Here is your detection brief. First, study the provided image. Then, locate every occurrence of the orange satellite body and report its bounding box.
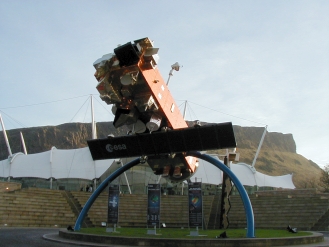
[93,37,197,181]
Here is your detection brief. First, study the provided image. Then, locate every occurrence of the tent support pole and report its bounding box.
[251,125,267,168]
[0,113,13,157]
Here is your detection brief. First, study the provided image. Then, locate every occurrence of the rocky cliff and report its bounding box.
[0,122,322,188]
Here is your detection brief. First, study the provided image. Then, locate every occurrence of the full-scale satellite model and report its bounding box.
[87,37,236,182]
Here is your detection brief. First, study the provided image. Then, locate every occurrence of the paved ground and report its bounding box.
[279,232,329,247]
[0,228,136,247]
[0,228,328,247]
[0,228,77,247]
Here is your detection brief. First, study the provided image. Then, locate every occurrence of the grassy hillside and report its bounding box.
[201,125,322,188]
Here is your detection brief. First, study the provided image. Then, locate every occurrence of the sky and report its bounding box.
[0,1,328,168]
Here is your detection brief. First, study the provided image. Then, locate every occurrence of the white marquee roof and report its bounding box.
[0,147,115,180]
[0,149,295,189]
[190,155,295,189]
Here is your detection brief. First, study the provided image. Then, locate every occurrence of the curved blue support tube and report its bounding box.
[187,151,255,238]
[74,158,141,231]
[74,152,255,238]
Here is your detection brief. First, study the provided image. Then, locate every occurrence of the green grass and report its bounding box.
[78,227,312,239]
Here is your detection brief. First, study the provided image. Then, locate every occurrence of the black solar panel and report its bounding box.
[87,122,236,160]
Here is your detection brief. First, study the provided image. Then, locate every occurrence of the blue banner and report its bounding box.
[107,184,119,224]
[188,182,203,227]
[147,184,161,226]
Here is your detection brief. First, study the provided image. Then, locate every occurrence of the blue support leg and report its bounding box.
[74,158,141,231]
[187,151,255,238]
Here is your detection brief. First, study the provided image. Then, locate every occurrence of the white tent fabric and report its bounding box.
[0,149,295,189]
[52,147,94,179]
[11,151,51,178]
[252,170,295,189]
[231,163,295,188]
[190,156,295,189]
[95,159,116,178]
[190,158,223,184]
[0,158,10,178]
[0,147,115,180]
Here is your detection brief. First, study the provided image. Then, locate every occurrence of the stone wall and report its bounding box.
[0,181,21,192]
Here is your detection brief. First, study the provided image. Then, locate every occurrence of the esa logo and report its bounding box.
[106,144,127,153]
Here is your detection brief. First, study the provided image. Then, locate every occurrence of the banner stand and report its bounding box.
[188,226,207,237]
[188,182,203,228]
[147,225,157,235]
[106,223,120,233]
[188,182,207,237]
[146,184,161,235]
[107,184,120,233]
[189,226,199,236]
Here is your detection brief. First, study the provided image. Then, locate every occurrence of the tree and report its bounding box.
[303,176,318,189]
[319,164,329,192]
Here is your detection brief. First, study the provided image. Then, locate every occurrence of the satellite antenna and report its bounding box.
[166,62,181,85]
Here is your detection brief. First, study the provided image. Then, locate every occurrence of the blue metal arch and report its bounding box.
[74,152,255,238]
